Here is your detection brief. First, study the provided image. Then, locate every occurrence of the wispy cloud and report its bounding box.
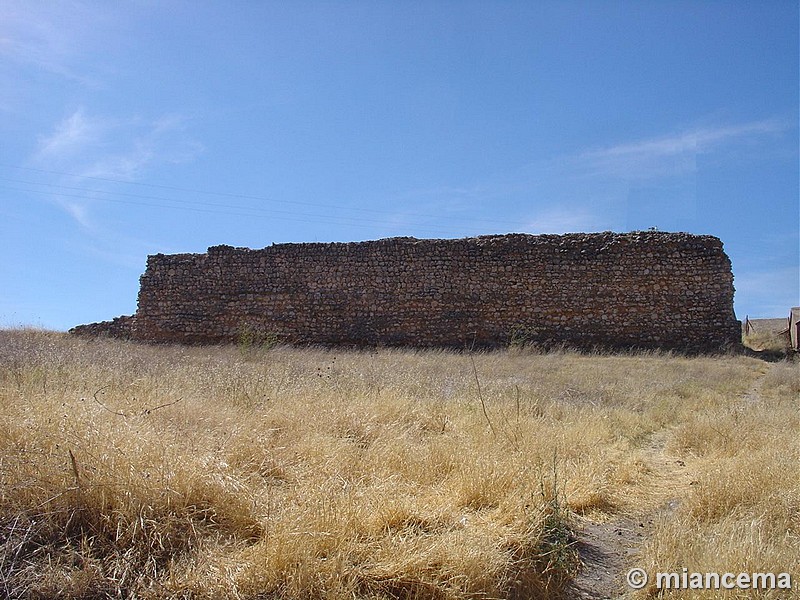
[578,118,790,180]
[36,109,204,178]
[508,117,794,234]
[0,2,100,86]
[30,108,204,230]
[35,109,107,161]
[61,201,92,230]
[383,117,793,238]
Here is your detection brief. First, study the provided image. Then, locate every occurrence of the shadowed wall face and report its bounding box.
[115,232,740,352]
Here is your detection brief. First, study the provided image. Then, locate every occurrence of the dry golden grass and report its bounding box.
[0,329,797,598]
[635,356,800,599]
[743,328,792,354]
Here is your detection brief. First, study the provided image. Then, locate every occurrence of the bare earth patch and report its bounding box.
[569,428,697,599]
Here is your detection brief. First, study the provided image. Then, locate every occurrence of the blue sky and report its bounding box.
[1,1,797,329]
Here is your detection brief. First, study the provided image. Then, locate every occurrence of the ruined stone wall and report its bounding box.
[69,315,135,340]
[125,232,741,352]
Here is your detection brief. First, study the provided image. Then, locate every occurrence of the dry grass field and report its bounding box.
[0,329,797,599]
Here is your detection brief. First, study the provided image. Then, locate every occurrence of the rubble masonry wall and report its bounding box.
[107,232,741,352]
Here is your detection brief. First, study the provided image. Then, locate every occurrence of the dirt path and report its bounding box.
[740,363,770,405]
[567,366,771,599]
[567,515,646,599]
[566,430,697,599]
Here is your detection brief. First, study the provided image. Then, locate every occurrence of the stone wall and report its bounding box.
[95,232,741,352]
[69,315,135,340]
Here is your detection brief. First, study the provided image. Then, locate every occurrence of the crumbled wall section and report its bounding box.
[69,315,135,340]
[127,232,741,352]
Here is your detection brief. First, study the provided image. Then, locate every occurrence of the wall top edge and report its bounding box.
[146,231,724,261]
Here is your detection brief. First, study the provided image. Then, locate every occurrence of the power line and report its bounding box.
[0,175,509,232]
[0,185,486,237]
[0,180,397,224]
[0,163,523,229]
